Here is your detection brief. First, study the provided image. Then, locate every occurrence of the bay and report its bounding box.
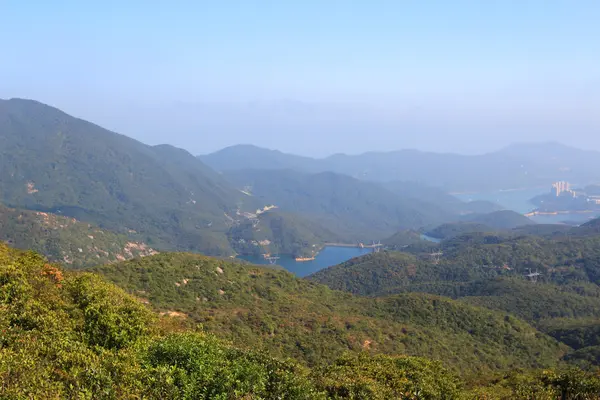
[237,246,373,277]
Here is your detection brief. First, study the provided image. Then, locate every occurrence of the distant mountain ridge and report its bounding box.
[201,142,600,191]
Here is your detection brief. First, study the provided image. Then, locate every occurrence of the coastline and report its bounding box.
[450,185,547,196]
[237,242,378,264]
[524,209,597,217]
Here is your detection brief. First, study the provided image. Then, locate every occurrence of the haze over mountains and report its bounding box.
[201,142,600,191]
[4,0,600,395]
[12,97,600,261]
[1,97,543,260]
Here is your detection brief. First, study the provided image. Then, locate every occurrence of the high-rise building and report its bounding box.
[551,181,572,196]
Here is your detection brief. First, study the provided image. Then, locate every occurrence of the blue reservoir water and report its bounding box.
[420,233,441,243]
[237,246,373,277]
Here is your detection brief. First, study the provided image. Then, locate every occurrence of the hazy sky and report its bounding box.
[1,1,599,156]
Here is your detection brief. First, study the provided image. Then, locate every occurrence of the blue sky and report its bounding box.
[1,1,599,156]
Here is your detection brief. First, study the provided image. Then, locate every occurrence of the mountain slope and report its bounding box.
[426,222,496,240]
[227,210,338,257]
[0,203,157,267]
[223,169,451,240]
[309,242,600,365]
[461,210,535,229]
[0,98,256,255]
[424,210,535,239]
[5,241,595,398]
[94,252,566,375]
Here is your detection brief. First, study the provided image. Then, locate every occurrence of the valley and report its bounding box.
[2,98,600,398]
[4,4,600,397]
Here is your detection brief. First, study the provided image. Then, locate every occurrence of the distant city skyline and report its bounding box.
[2,1,599,156]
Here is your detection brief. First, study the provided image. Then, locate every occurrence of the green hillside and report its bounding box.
[381,229,426,249]
[0,99,258,256]
[461,210,535,229]
[93,252,566,376]
[227,210,338,257]
[223,169,451,240]
[0,242,325,399]
[513,223,573,237]
[0,203,157,267]
[309,235,600,367]
[309,235,600,306]
[426,211,536,240]
[3,242,600,398]
[426,222,496,240]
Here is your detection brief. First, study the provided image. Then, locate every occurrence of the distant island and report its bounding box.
[527,181,600,216]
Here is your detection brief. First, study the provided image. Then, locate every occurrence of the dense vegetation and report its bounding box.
[426,222,496,240]
[381,229,427,249]
[0,99,259,256]
[0,243,323,398]
[310,231,600,368]
[93,252,568,376]
[425,211,535,240]
[0,203,157,267]
[461,210,534,230]
[227,210,337,257]
[2,242,600,398]
[223,169,451,240]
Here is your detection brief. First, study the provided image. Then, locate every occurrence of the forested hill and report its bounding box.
[0,98,258,255]
[223,169,451,240]
[227,210,338,257]
[93,251,565,375]
[425,210,536,240]
[309,232,600,369]
[461,210,534,229]
[3,241,600,398]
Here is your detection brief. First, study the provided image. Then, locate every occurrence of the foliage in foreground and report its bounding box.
[2,243,600,399]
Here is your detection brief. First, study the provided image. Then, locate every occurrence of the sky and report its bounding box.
[1,0,599,156]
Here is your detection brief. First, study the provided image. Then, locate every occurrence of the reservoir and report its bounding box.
[237,246,373,277]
